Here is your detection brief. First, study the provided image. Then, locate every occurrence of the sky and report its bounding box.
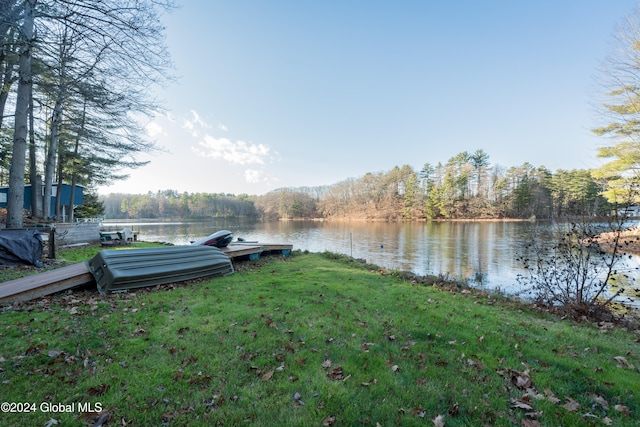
[97,0,640,196]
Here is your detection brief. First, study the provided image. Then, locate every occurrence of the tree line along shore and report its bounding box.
[101,151,614,222]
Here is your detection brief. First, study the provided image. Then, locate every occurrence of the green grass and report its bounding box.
[0,249,639,426]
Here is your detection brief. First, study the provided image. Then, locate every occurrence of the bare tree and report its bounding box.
[6,0,34,229]
[5,0,174,228]
[0,1,22,129]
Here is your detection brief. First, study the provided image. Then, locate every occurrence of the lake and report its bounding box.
[103,218,640,306]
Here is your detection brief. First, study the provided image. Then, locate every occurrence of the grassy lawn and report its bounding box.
[0,247,638,426]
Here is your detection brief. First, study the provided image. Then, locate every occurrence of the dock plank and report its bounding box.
[0,262,94,305]
[222,244,264,258]
[222,243,293,259]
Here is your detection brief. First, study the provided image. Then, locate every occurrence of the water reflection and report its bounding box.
[104,219,639,302]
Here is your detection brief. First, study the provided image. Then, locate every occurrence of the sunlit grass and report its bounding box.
[0,252,638,426]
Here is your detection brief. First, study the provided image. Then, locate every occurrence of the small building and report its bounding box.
[616,206,640,218]
[0,183,84,219]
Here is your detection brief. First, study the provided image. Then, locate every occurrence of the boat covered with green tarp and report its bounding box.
[87,245,234,294]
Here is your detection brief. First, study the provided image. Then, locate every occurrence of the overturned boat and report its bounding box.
[87,245,234,294]
[191,229,233,248]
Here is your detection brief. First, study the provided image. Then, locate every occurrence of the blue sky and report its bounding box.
[98,0,640,196]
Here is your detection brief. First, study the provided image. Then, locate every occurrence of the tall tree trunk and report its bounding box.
[0,27,18,130]
[28,87,40,217]
[0,48,14,130]
[67,102,86,223]
[44,99,63,219]
[7,0,35,229]
[68,175,77,222]
[55,152,64,219]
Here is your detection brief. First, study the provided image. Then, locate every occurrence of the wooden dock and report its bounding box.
[222,242,293,260]
[0,242,293,305]
[0,262,94,305]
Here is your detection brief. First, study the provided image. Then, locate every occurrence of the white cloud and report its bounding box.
[193,136,270,165]
[146,121,164,138]
[218,123,228,132]
[182,110,211,137]
[189,110,208,128]
[244,169,261,183]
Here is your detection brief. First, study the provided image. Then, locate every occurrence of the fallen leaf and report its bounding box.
[261,370,274,381]
[447,403,459,417]
[25,344,45,355]
[188,374,212,385]
[48,350,63,358]
[322,359,332,369]
[590,393,609,410]
[391,364,400,372]
[543,389,561,404]
[323,415,336,426]
[510,369,532,390]
[432,414,445,427]
[92,411,111,427]
[562,397,580,412]
[613,356,635,369]
[614,404,631,415]
[327,366,345,381]
[510,399,533,411]
[410,407,426,418]
[87,383,110,396]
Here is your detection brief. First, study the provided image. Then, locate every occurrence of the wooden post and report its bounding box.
[48,228,55,259]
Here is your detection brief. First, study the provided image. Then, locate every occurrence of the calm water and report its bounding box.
[104,219,640,304]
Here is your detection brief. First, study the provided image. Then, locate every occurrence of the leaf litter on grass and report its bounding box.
[0,252,638,426]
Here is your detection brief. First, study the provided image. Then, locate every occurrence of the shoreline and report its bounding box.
[593,227,640,256]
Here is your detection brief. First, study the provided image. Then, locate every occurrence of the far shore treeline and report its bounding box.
[100,149,612,221]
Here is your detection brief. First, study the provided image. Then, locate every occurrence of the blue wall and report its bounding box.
[0,184,84,214]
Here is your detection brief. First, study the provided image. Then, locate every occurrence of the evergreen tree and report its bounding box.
[592,6,640,204]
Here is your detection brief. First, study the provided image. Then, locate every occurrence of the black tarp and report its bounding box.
[0,229,44,267]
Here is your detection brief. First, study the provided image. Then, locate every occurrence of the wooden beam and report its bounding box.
[0,262,94,305]
[222,244,264,258]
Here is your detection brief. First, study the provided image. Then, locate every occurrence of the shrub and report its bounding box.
[516,216,638,318]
